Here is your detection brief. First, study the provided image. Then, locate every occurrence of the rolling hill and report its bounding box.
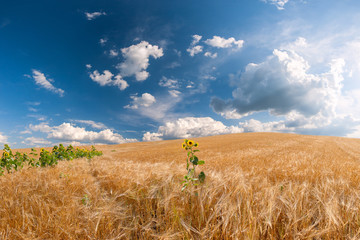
[1,132,360,239]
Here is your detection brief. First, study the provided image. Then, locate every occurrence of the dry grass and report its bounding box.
[1,132,360,239]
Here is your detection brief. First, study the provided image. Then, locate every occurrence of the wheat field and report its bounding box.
[1,132,360,239]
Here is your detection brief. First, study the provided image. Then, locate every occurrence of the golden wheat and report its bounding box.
[1,133,360,239]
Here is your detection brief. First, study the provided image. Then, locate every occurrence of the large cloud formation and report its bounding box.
[211,44,360,136]
[28,122,137,145]
[143,117,243,141]
[212,49,344,118]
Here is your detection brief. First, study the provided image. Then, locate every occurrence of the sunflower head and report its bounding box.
[187,140,194,147]
[40,148,45,152]
[3,152,9,157]
[182,143,187,149]
[194,142,199,147]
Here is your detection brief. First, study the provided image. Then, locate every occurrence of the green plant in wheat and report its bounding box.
[0,144,103,176]
[181,139,205,191]
[0,144,30,175]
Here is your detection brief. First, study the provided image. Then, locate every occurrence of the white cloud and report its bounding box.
[125,94,183,122]
[211,38,360,137]
[27,114,46,121]
[113,75,129,90]
[99,38,107,45]
[191,34,202,45]
[239,119,287,132]
[204,52,218,58]
[118,41,163,81]
[168,90,181,98]
[125,93,156,109]
[211,48,345,119]
[89,70,128,90]
[85,11,106,20]
[31,70,64,97]
[204,36,244,49]
[22,137,52,146]
[109,49,119,57]
[30,122,137,144]
[187,35,204,57]
[29,122,53,133]
[159,76,179,89]
[142,117,243,141]
[187,45,203,57]
[0,133,8,144]
[86,64,92,69]
[72,120,107,130]
[20,130,31,135]
[142,132,163,142]
[262,0,289,10]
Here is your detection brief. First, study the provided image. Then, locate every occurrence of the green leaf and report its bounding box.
[199,171,206,183]
[193,150,200,152]
[190,156,198,165]
[197,160,205,165]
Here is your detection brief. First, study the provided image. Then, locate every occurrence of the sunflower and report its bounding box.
[194,142,199,147]
[182,143,187,149]
[3,152,9,157]
[40,148,45,152]
[187,140,194,147]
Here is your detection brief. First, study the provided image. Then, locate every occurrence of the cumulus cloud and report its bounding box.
[86,64,92,69]
[85,11,106,20]
[31,70,64,97]
[212,49,345,119]
[29,122,53,133]
[125,93,156,109]
[204,36,244,49]
[187,35,204,57]
[118,41,163,81]
[159,76,179,89]
[29,122,137,144]
[89,70,128,90]
[210,41,360,136]
[262,0,289,10]
[142,117,243,141]
[0,133,8,144]
[187,45,203,57]
[239,119,287,132]
[142,132,163,142]
[191,35,202,45]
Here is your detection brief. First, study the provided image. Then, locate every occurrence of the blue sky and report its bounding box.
[2,0,360,148]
